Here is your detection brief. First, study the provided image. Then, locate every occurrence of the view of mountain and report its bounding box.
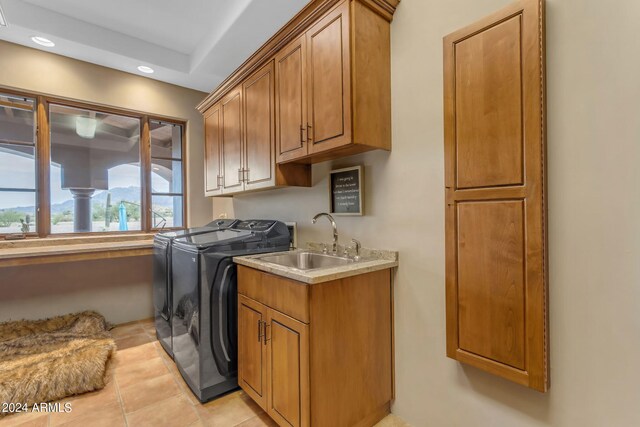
[2,187,173,214]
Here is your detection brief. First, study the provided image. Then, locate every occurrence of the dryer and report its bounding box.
[170,220,290,402]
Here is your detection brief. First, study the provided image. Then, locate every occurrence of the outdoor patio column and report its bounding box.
[69,188,95,232]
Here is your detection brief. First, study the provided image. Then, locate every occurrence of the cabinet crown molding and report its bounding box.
[196,0,400,113]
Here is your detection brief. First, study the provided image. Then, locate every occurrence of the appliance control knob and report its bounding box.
[216,220,225,226]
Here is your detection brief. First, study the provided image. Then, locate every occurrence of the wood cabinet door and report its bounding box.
[238,295,268,410]
[306,1,352,155]
[204,103,222,195]
[243,61,276,190]
[221,87,244,193]
[444,0,547,391]
[266,309,309,427]
[275,35,308,162]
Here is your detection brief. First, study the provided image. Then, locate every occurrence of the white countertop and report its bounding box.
[233,243,398,285]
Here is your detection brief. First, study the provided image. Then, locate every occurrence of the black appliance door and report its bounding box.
[153,238,170,320]
[172,245,202,390]
[209,257,237,377]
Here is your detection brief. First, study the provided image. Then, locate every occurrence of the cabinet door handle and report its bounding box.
[245,168,250,183]
[300,125,305,143]
[238,168,243,183]
[257,320,262,342]
[217,175,223,188]
[263,322,270,345]
[307,124,313,142]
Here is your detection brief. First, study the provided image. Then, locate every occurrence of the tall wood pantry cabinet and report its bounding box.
[443,0,548,391]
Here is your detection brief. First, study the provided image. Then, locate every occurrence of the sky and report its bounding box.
[0,150,169,209]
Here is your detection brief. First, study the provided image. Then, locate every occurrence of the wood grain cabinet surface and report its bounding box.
[443,0,548,391]
[203,62,311,197]
[276,0,392,164]
[275,35,308,163]
[199,0,399,196]
[221,87,244,193]
[237,266,394,427]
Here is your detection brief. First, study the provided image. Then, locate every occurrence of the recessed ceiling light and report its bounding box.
[137,65,154,74]
[31,36,55,47]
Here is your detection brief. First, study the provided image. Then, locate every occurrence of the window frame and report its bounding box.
[148,118,188,232]
[0,88,40,238]
[0,87,188,239]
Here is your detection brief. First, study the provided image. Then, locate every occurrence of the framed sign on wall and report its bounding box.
[329,166,363,216]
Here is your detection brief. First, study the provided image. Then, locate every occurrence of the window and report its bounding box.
[150,120,184,229]
[0,94,37,235]
[0,89,186,237]
[49,104,142,233]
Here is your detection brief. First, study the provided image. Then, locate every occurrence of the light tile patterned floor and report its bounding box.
[0,319,408,427]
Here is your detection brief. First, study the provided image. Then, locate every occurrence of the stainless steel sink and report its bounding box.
[257,251,354,271]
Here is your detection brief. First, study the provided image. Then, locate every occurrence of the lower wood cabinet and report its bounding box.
[239,294,309,426]
[238,295,269,409]
[237,266,393,427]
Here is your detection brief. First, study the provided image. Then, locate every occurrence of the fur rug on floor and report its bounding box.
[0,311,116,416]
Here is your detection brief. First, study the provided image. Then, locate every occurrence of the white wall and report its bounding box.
[223,0,640,425]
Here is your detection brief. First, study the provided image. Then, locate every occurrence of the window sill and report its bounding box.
[0,234,154,267]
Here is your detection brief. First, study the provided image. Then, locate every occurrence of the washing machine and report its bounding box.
[170,220,290,402]
[153,219,238,357]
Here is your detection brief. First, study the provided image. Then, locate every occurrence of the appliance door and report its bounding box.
[208,257,237,377]
[172,245,202,391]
[198,254,238,394]
[153,238,170,320]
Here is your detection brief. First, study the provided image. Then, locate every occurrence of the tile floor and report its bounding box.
[0,319,409,427]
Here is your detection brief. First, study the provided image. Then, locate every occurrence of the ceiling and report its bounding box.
[0,0,309,92]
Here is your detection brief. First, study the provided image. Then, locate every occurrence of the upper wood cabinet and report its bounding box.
[199,0,398,192]
[275,35,308,162]
[305,2,352,156]
[243,63,276,191]
[221,87,244,193]
[275,0,390,163]
[204,104,222,195]
[203,62,311,197]
[444,0,548,391]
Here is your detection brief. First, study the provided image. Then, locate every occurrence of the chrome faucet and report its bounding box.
[349,238,361,261]
[312,213,338,254]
